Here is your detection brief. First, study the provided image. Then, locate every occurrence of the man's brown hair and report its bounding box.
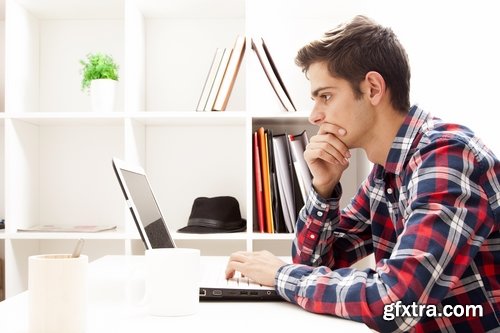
[295,15,411,113]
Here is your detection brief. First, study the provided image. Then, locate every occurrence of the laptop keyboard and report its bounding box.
[226,275,263,288]
[200,258,264,289]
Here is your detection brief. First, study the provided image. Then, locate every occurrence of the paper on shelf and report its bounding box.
[17,225,117,233]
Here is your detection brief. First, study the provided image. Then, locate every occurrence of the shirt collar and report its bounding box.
[383,105,433,175]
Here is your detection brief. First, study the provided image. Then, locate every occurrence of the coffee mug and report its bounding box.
[28,254,88,333]
[130,248,200,316]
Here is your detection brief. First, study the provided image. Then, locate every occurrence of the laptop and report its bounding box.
[111,158,282,300]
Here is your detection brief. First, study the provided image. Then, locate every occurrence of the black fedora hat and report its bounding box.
[177,196,246,233]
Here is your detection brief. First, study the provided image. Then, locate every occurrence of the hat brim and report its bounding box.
[177,222,246,234]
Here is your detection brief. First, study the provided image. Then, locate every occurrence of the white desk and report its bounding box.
[0,255,370,333]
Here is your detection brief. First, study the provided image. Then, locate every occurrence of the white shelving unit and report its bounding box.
[1,0,6,302]
[0,0,370,299]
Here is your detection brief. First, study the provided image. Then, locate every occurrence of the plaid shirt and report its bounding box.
[275,106,500,332]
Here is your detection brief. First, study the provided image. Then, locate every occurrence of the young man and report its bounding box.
[226,15,499,332]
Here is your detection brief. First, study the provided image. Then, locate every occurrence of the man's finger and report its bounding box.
[318,122,347,136]
[228,251,251,263]
[225,260,245,279]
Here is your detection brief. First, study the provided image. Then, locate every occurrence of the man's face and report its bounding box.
[307,61,373,149]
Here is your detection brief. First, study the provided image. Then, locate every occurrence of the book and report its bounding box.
[196,48,225,111]
[288,131,312,203]
[198,36,296,113]
[204,47,232,111]
[272,133,296,233]
[253,128,312,233]
[263,130,275,233]
[251,37,296,112]
[258,127,274,233]
[266,128,286,233]
[17,224,117,233]
[213,35,246,111]
[261,38,296,112]
[253,132,265,232]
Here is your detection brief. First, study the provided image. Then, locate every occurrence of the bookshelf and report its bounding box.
[0,0,370,299]
[0,0,5,303]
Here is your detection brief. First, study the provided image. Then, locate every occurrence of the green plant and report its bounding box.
[79,53,119,92]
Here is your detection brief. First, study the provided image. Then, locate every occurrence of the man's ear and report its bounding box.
[364,71,386,105]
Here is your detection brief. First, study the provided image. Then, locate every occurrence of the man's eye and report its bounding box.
[321,94,331,102]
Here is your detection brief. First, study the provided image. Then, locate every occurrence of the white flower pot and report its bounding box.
[90,79,117,112]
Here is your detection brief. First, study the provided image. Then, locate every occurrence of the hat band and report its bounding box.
[188,217,244,230]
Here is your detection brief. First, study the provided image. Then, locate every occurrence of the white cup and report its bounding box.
[28,254,88,333]
[141,248,200,316]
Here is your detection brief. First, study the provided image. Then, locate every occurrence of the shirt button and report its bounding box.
[320,203,327,209]
[317,211,323,217]
[386,188,393,194]
[310,234,316,240]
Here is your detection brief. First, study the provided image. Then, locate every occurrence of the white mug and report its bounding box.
[136,248,200,316]
[28,254,88,333]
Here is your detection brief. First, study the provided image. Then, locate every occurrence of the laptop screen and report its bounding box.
[119,168,175,249]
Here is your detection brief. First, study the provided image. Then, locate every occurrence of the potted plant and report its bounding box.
[80,53,119,112]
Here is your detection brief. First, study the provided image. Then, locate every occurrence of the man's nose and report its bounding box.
[308,103,324,125]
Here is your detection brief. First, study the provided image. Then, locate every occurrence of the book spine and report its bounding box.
[258,127,274,233]
[196,48,225,111]
[288,132,312,204]
[204,48,232,111]
[253,132,265,232]
[213,35,246,111]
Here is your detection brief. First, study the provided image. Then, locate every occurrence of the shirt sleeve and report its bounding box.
[291,171,375,269]
[276,138,497,332]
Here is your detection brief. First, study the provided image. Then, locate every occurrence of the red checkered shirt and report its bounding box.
[275,106,500,332]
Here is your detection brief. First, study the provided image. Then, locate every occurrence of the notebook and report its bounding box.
[112,158,282,300]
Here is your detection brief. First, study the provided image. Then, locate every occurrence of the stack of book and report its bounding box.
[253,127,312,233]
[197,36,296,112]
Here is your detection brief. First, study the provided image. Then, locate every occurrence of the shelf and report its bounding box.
[252,113,316,129]
[250,233,295,240]
[127,111,247,126]
[128,1,245,112]
[7,0,125,114]
[171,232,248,241]
[6,112,126,125]
[250,111,310,119]
[4,112,248,126]
[1,231,293,241]
[0,0,372,299]
[1,231,295,241]
[6,231,139,240]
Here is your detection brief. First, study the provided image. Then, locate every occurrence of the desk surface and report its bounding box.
[0,255,370,333]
